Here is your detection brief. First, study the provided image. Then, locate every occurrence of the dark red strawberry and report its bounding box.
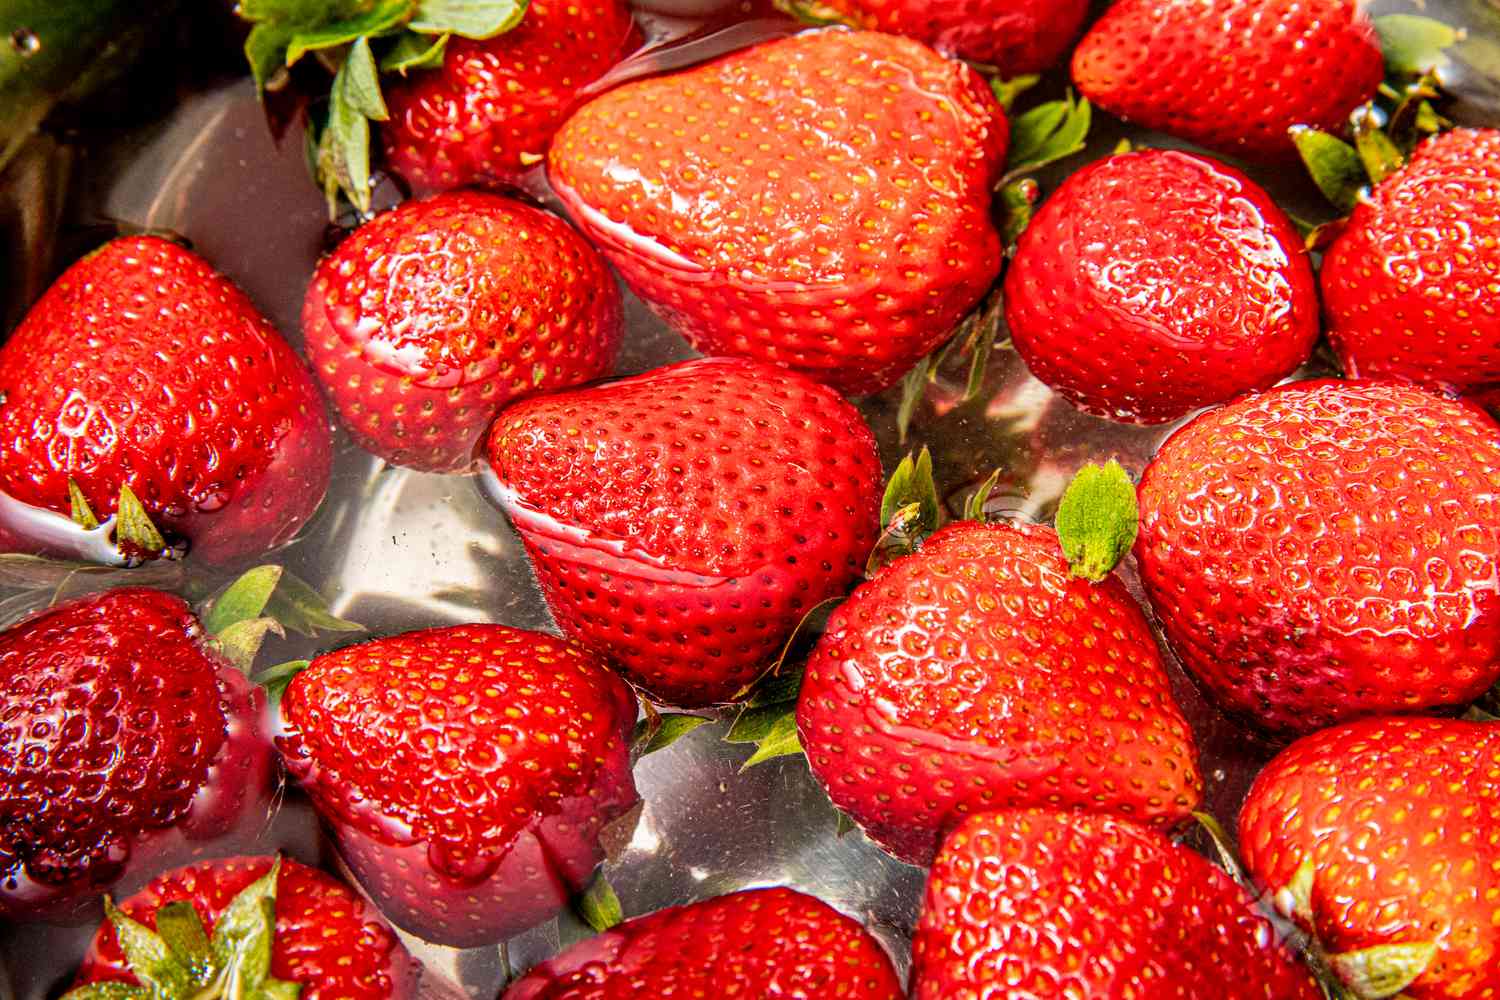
[0,589,271,922]
[303,191,623,472]
[504,887,903,999]
[1004,149,1320,424]
[381,0,637,194]
[1322,128,1500,404]
[0,236,331,565]
[277,624,639,947]
[798,518,1203,866]
[811,0,1088,74]
[484,357,883,707]
[548,29,1008,394]
[912,809,1322,998]
[1136,379,1500,737]
[1072,0,1384,163]
[71,856,417,1000]
[1240,716,1500,1000]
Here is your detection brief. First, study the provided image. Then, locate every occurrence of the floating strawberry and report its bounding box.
[303,190,623,472]
[0,236,331,566]
[69,856,417,1000]
[1004,149,1320,424]
[548,29,1008,394]
[1072,0,1383,163]
[911,809,1322,998]
[504,887,903,999]
[1136,379,1500,737]
[277,623,639,947]
[0,588,272,922]
[484,357,883,707]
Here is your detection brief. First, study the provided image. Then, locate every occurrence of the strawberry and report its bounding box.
[1004,149,1320,424]
[911,808,1322,998]
[0,236,331,565]
[1239,716,1500,1000]
[1321,128,1500,403]
[303,191,624,472]
[484,356,883,707]
[0,588,271,922]
[1072,0,1384,163]
[798,518,1203,866]
[503,886,903,999]
[70,856,417,1000]
[276,623,639,947]
[1135,379,1500,737]
[808,0,1088,75]
[547,29,1008,394]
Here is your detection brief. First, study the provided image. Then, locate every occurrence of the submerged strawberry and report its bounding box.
[548,29,1007,394]
[277,624,639,947]
[485,357,883,707]
[303,191,623,472]
[504,887,903,999]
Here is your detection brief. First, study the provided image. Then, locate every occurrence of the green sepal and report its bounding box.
[963,468,1003,523]
[214,617,287,673]
[633,710,710,757]
[380,30,448,72]
[104,897,194,996]
[209,858,282,994]
[1112,137,1134,155]
[1352,109,1406,186]
[202,565,284,636]
[1000,92,1091,182]
[1328,941,1438,999]
[253,659,311,706]
[770,0,855,27]
[737,711,802,770]
[283,0,413,67]
[1055,460,1138,581]
[895,355,931,446]
[727,671,802,746]
[1374,13,1460,77]
[258,978,304,1000]
[834,810,857,838]
[154,900,212,976]
[1190,811,1255,894]
[115,484,167,557]
[999,177,1039,248]
[264,571,364,637]
[409,0,528,38]
[59,985,151,1000]
[1273,856,1317,924]
[988,74,1039,112]
[68,479,98,530]
[1291,126,1367,215]
[879,447,941,545]
[575,870,624,932]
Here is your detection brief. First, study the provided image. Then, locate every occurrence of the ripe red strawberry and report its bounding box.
[0,589,271,922]
[504,886,903,999]
[381,0,637,193]
[1072,0,1384,163]
[812,0,1088,74]
[277,624,639,947]
[484,357,883,707]
[1239,716,1500,1000]
[1004,149,1320,424]
[548,29,1008,394]
[1322,128,1500,403]
[0,236,331,565]
[798,519,1203,866]
[1136,379,1500,737]
[72,856,417,1000]
[912,809,1322,998]
[303,191,623,472]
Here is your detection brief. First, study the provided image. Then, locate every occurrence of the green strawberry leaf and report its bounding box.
[104,897,194,995]
[1002,92,1091,181]
[958,291,1005,402]
[834,809,857,838]
[963,468,1003,523]
[380,30,449,71]
[409,0,528,38]
[1328,941,1437,999]
[68,479,99,530]
[58,985,152,1000]
[114,485,168,559]
[727,693,799,745]
[202,565,284,636]
[879,447,941,540]
[1374,13,1460,77]
[284,0,414,66]
[726,656,809,769]
[895,355,931,445]
[214,617,287,673]
[154,901,212,978]
[1055,460,1138,581]
[209,859,281,993]
[575,871,624,932]
[999,177,1039,248]
[264,571,363,637]
[315,35,386,217]
[253,659,312,706]
[737,711,802,770]
[1291,126,1367,215]
[1352,109,1406,186]
[634,711,711,756]
[988,74,1039,112]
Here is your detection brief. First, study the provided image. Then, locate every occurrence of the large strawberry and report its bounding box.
[548,29,1008,394]
[0,588,271,922]
[1004,149,1320,424]
[911,808,1322,997]
[303,191,623,472]
[484,357,883,707]
[70,856,418,1000]
[504,887,903,999]
[277,623,639,947]
[0,236,331,565]
[1136,379,1500,737]
[797,518,1203,866]
[1240,716,1500,1000]
[1072,0,1384,163]
[1321,128,1500,404]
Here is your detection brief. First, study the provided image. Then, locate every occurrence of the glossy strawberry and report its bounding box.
[72,856,417,1000]
[485,357,883,707]
[0,237,331,565]
[277,624,639,947]
[812,0,1088,74]
[548,29,1007,394]
[1072,0,1383,163]
[1005,149,1320,424]
[504,887,903,999]
[1240,717,1500,1000]
[912,809,1322,998]
[381,0,637,193]
[303,191,623,472]
[1136,379,1500,737]
[0,589,271,922]
[1322,129,1500,403]
[798,519,1203,866]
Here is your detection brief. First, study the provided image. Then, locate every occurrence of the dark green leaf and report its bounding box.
[895,355,930,446]
[284,0,415,65]
[214,617,286,673]
[879,447,941,539]
[963,468,1003,522]
[575,871,624,932]
[637,713,710,755]
[1291,126,1367,214]
[239,0,335,20]
[380,30,449,72]
[1352,110,1405,186]
[203,566,284,636]
[105,898,193,995]
[727,701,794,745]
[253,660,311,706]
[154,901,212,976]
[264,571,363,637]
[209,858,281,990]
[1055,460,1138,581]
[988,73,1038,112]
[1004,93,1091,177]
[739,712,802,770]
[68,479,98,530]
[1374,13,1459,76]
[409,0,527,38]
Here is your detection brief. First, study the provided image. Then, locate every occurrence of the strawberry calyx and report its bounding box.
[68,479,179,566]
[196,564,362,677]
[574,870,624,933]
[631,699,710,759]
[62,858,300,1000]
[1054,460,1138,582]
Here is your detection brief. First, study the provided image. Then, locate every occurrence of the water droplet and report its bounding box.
[10,28,39,56]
